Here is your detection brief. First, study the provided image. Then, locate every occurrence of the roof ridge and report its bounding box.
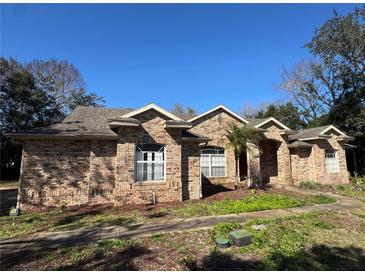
[74,105,134,111]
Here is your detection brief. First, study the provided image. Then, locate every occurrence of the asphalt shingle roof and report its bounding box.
[6,105,305,139]
[244,117,268,126]
[289,125,331,140]
[8,106,133,137]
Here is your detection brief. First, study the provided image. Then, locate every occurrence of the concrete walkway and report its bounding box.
[1,186,363,257]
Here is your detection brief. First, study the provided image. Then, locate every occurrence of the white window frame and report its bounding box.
[200,147,227,178]
[135,145,166,182]
[325,150,340,174]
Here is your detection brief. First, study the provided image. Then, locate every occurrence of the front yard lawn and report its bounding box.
[2,209,364,270]
[0,188,336,240]
[299,177,365,202]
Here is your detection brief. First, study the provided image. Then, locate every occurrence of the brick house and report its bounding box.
[5,103,354,210]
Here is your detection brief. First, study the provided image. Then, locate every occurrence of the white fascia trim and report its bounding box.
[254,117,291,131]
[319,125,347,137]
[123,103,183,121]
[188,105,249,124]
[298,137,330,141]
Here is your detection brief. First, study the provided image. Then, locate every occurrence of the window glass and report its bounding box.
[136,144,165,181]
[325,150,339,173]
[200,146,226,177]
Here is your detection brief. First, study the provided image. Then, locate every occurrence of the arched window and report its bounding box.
[201,146,226,177]
[136,144,165,182]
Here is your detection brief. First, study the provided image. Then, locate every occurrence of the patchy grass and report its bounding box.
[0,207,138,239]
[299,177,365,202]
[0,191,335,240]
[213,222,241,239]
[2,209,364,270]
[173,193,336,217]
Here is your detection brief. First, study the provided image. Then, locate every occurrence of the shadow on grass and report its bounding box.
[57,243,150,270]
[144,211,170,219]
[1,241,150,271]
[2,242,364,270]
[184,245,365,271]
[54,207,135,229]
[55,208,106,226]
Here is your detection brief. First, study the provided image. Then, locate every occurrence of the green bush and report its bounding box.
[350,176,365,186]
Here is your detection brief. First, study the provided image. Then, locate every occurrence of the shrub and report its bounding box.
[350,176,365,185]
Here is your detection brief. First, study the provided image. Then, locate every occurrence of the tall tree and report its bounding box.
[170,103,197,116]
[26,59,104,116]
[0,58,61,180]
[1,58,105,180]
[255,103,306,130]
[280,7,365,173]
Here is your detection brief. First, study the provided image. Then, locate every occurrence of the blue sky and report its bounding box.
[1,4,361,113]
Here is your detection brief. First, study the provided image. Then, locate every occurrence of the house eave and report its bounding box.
[181,137,212,143]
[336,136,354,141]
[164,120,192,129]
[280,130,298,135]
[3,133,118,141]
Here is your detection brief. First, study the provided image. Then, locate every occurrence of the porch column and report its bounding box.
[247,142,262,186]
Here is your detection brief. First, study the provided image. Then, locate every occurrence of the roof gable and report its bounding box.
[122,103,183,121]
[252,117,291,131]
[319,125,347,136]
[289,124,350,141]
[188,105,249,124]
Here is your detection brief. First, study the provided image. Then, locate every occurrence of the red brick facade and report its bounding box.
[17,106,351,210]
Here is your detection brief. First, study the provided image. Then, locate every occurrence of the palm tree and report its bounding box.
[223,122,262,189]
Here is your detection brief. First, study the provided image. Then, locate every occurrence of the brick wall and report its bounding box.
[190,109,243,190]
[17,108,350,211]
[89,140,117,204]
[259,122,292,185]
[113,109,183,205]
[290,137,349,185]
[310,138,349,184]
[181,143,201,200]
[290,148,313,184]
[20,140,91,209]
